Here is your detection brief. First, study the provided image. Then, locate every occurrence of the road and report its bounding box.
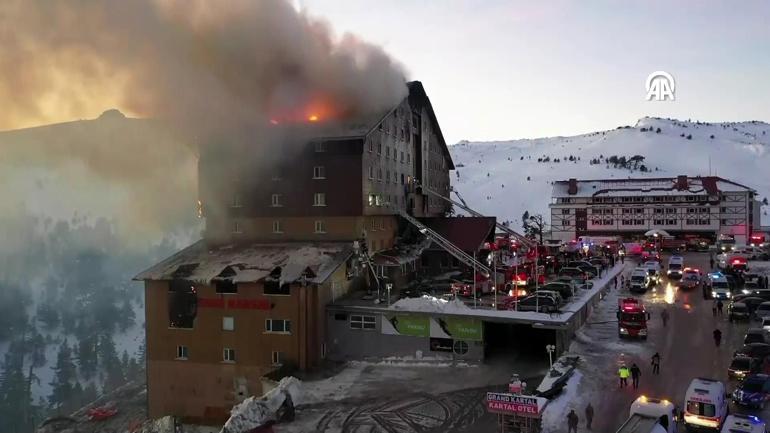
[581,251,766,432]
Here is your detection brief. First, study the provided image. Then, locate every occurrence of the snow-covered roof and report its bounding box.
[552,176,754,198]
[134,240,352,285]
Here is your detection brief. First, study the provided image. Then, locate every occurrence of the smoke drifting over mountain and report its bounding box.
[0,0,408,134]
[0,0,408,245]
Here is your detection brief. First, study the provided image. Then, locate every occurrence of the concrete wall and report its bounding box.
[325,309,483,362]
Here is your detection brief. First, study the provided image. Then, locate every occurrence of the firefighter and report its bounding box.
[651,352,661,374]
[567,409,579,433]
[585,403,594,430]
[618,364,630,388]
[630,363,642,389]
[713,328,722,347]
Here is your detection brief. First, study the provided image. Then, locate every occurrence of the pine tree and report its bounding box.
[99,335,125,392]
[77,335,98,379]
[49,340,77,413]
[0,347,35,433]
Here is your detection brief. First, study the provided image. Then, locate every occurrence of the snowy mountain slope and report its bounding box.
[449,117,770,229]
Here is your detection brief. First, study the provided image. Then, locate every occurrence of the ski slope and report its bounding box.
[449,117,770,228]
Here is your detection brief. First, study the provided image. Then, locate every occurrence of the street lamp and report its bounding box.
[546,344,556,368]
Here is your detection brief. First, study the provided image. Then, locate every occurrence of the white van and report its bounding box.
[721,414,766,433]
[667,256,685,280]
[629,268,651,293]
[684,378,728,431]
[707,274,731,300]
[644,261,662,284]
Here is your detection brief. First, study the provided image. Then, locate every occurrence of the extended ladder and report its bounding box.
[394,207,492,276]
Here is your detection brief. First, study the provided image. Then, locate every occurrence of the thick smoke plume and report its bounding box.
[0,0,408,245]
[0,0,408,134]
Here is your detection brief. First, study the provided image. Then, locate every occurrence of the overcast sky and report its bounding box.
[299,0,770,143]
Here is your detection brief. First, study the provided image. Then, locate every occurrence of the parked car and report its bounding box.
[508,294,559,313]
[761,317,770,332]
[679,273,701,291]
[587,257,608,269]
[743,281,763,295]
[567,261,599,277]
[732,374,770,408]
[757,302,770,320]
[559,267,590,282]
[729,302,751,322]
[729,355,760,379]
[735,343,770,361]
[538,282,574,300]
[733,297,768,316]
[555,276,591,291]
[745,329,769,345]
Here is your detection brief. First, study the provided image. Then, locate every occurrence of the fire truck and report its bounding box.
[617,298,651,339]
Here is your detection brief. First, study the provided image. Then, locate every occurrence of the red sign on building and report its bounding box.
[198,298,271,310]
[486,393,543,417]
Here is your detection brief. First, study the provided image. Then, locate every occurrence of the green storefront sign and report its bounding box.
[444,317,483,341]
[386,315,429,337]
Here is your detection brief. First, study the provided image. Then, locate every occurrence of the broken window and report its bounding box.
[264,267,291,295]
[215,279,237,294]
[168,280,197,329]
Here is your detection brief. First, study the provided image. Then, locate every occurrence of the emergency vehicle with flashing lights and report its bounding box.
[615,395,678,433]
[667,255,685,280]
[617,298,651,339]
[707,273,732,300]
[750,232,767,248]
[720,413,766,433]
[683,377,729,431]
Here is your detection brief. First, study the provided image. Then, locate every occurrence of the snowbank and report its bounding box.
[540,371,583,432]
[221,377,302,433]
[389,295,471,313]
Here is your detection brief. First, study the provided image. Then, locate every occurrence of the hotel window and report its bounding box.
[377,142,382,154]
[386,171,391,183]
[603,219,614,225]
[232,221,242,234]
[634,219,644,225]
[400,151,404,162]
[687,208,697,214]
[654,219,665,225]
[665,208,676,214]
[375,195,383,206]
[699,207,709,213]
[271,194,282,207]
[222,316,234,331]
[368,166,374,179]
[368,139,374,152]
[368,194,376,207]
[314,141,327,153]
[313,166,326,179]
[265,319,291,334]
[272,220,282,234]
[313,193,326,206]
[231,193,242,208]
[223,348,236,363]
[386,147,391,158]
[176,345,188,360]
[654,208,664,214]
[314,220,326,234]
[562,209,571,215]
[350,314,376,330]
[377,168,383,181]
[407,153,411,163]
[699,218,710,225]
[271,351,283,366]
[666,219,677,225]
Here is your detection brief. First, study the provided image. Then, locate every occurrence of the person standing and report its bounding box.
[661,309,669,327]
[712,301,718,317]
[567,409,579,433]
[630,363,641,389]
[585,403,594,430]
[713,328,722,347]
[614,276,618,290]
[618,364,630,388]
[651,352,661,374]
[709,255,715,270]
[716,300,724,316]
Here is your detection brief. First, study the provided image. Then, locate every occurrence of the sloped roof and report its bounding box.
[134,240,352,285]
[420,217,496,252]
[552,176,755,198]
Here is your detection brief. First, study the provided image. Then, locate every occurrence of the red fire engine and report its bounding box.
[617,298,651,339]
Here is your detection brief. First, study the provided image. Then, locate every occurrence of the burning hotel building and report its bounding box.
[135,81,456,422]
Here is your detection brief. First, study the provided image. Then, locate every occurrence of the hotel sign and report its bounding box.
[486,393,543,417]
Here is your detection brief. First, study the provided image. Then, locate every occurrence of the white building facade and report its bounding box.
[549,175,760,244]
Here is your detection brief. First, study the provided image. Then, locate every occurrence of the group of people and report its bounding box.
[617,354,661,389]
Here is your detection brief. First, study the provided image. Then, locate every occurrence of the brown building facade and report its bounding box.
[137,81,454,422]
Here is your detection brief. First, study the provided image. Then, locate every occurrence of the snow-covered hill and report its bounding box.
[449,117,770,229]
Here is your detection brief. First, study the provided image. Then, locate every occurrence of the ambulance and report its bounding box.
[683,377,729,431]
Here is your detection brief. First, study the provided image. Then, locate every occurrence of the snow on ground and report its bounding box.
[450,117,770,228]
[541,371,583,432]
[390,295,471,313]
